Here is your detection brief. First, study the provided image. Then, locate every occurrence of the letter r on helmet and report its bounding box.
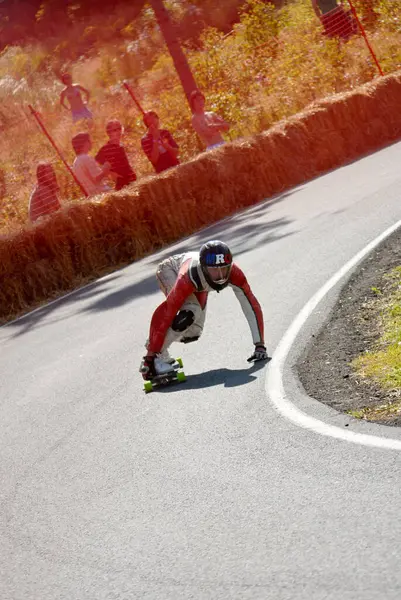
[215,254,225,265]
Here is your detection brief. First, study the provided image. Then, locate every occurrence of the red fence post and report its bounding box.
[123,82,145,115]
[28,105,89,197]
[347,0,384,76]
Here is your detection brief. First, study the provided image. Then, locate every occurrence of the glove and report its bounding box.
[139,355,156,380]
[247,344,269,363]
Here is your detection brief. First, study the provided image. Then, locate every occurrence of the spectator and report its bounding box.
[60,73,93,124]
[312,0,357,39]
[72,132,111,197]
[95,120,137,191]
[141,111,180,174]
[29,162,61,223]
[190,90,230,151]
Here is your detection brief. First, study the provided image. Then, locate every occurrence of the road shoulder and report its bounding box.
[297,228,401,427]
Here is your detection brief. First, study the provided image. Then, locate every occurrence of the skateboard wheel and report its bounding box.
[177,371,186,382]
[144,381,153,393]
[176,357,183,368]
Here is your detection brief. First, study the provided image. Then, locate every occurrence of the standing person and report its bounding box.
[28,162,61,223]
[141,111,180,174]
[139,240,269,380]
[71,132,111,197]
[190,90,230,151]
[60,73,93,124]
[95,120,137,191]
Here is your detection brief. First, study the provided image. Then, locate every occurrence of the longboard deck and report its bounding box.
[143,358,186,393]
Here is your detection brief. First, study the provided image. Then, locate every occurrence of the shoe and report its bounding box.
[154,357,175,375]
[160,349,175,364]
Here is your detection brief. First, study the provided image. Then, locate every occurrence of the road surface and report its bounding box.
[1,141,401,599]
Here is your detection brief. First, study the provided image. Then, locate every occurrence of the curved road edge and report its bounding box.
[266,217,401,450]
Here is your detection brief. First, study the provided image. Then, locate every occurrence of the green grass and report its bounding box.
[350,266,401,421]
[347,400,401,420]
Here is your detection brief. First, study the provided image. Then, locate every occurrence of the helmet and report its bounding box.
[199,240,233,291]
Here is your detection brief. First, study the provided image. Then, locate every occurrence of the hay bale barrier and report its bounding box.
[1,71,401,323]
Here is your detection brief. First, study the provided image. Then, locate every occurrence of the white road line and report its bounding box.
[266,218,401,450]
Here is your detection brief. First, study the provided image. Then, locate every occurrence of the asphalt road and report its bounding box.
[1,141,401,600]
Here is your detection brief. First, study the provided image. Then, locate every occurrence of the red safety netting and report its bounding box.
[320,4,358,41]
[316,1,383,75]
[0,106,84,232]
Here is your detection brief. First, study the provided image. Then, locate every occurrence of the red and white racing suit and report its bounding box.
[147,251,264,355]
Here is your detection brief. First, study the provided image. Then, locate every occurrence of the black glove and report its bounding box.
[247,344,269,363]
[139,355,156,380]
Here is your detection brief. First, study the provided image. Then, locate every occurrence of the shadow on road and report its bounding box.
[84,215,296,314]
[156,360,270,393]
[147,188,299,267]
[3,274,122,339]
[4,187,298,335]
[83,273,159,313]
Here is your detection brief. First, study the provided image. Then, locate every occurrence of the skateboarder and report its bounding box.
[139,240,269,380]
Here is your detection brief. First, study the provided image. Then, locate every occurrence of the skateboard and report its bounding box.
[143,358,186,393]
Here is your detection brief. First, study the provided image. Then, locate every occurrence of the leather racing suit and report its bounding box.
[146,251,264,355]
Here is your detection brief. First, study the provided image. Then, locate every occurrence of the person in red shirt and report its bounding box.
[95,120,136,191]
[141,111,180,174]
[28,162,61,223]
[140,240,269,380]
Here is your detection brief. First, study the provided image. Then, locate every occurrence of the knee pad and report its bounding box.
[172,309,194,332]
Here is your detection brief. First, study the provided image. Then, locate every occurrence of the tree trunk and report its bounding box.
[149,0,198,107]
